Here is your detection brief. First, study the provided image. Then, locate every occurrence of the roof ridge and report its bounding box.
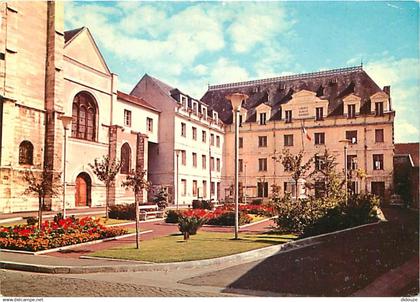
[208,65,363,91]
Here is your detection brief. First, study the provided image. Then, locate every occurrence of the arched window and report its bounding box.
[19,141,34,165]
[71,92,97,141]
[120,143,131,174]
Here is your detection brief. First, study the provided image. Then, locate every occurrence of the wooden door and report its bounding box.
[75,175,88,207]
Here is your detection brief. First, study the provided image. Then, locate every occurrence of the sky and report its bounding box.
[64,1,419,143]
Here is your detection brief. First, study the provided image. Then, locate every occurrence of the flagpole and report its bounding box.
[301,120,305,151]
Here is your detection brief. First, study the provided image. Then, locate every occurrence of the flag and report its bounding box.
[303,127,311,141]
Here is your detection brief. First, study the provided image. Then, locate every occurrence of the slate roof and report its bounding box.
[64,27,84,44]
[200,66,386,124]
[117,91,160,112]
[395,143,419,168]
[142,74,215,118]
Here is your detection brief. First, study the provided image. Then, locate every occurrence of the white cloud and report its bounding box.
[209,58,250,85]
[226,3,294,53]
[193,64,208,76]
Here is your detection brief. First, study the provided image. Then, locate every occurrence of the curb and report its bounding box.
[0,230,153,255]
[0,220,381,274]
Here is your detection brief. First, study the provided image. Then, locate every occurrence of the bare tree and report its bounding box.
[281,149,313,199]
[89,156,122,219]
[121,169,151,249]
[23,166,61,228]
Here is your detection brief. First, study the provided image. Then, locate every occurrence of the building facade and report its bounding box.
[394,143,419,208]
[130,75,224,205]
[201,66,395,202]
[0,3,158,213]
[0,2,402,213]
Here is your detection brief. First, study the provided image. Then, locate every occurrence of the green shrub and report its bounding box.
[178,216,206,240]
[192,199,202,209]
[25,216,37,226]
[165,210,182,223]
[275,193,381,237]
[201,199,214,210]
[108,203,136,220]
[207,211,252,226]
[342,193,380,226]
[251,198,263,205]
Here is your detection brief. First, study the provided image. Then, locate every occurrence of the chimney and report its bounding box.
[383,85,390,95]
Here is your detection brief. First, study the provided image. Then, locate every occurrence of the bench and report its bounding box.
[138,204,165,221]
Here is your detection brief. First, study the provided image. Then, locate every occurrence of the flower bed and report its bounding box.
[165,204,274,226]
[0,216,128,252]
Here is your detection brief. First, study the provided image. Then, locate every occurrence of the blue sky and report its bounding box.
[65,1,419,143]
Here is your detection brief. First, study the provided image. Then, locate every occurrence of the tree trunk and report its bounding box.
[105,185,109,219]
[38,195,43,230]
[295,179,299,200]
[135,188,140,249]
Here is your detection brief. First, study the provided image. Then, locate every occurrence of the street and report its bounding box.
[1,208,418,297]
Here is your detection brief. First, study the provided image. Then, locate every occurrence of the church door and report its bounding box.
[75,173,91,207]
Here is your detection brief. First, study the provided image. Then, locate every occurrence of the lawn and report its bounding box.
[89,231,297,263]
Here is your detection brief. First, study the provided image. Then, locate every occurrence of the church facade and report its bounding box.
[0,2,158,213]
[0,2,396,213]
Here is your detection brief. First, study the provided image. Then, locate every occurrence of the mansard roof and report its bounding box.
[117,91,160,112]
[200,66,385,124]
[142,74,214,118]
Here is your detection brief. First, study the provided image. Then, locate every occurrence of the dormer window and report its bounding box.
[375,102,384,116]
[213,111,218,122]
[202,106,207,119]
[285,110,292,123]
[347,104,356,118]
[315,107,323,121]
[180,95,187,109]
[259,113,267,125]
[192,101,198,114]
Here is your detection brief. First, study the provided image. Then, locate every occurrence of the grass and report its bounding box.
[89,231,297,263]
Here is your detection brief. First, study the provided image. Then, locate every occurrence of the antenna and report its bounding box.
[360,58,363,68]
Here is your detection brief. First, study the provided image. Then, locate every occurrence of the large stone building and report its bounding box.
[0,2,399,213]
[201,66,395,201]
[131,75,224,205]
[0,2,158,213]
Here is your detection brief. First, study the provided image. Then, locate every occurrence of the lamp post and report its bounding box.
[174,149,182,210]
[243,160,247,204]
[58,115,73,218]
[226,93,249,240]
[339,139,351,205]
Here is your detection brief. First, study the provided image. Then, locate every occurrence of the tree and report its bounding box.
[281,149,313,199]
[152,186,168,208]
[121,169,151,249]
[89,156,122,219]
[23,166,61,228]
[307,149,345,200]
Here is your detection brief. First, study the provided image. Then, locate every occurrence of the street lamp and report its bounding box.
[243,160,247,204]
[226,93,249,240]
[58,115,73,218]
[339,139,351,205]
[174,149,183,210]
